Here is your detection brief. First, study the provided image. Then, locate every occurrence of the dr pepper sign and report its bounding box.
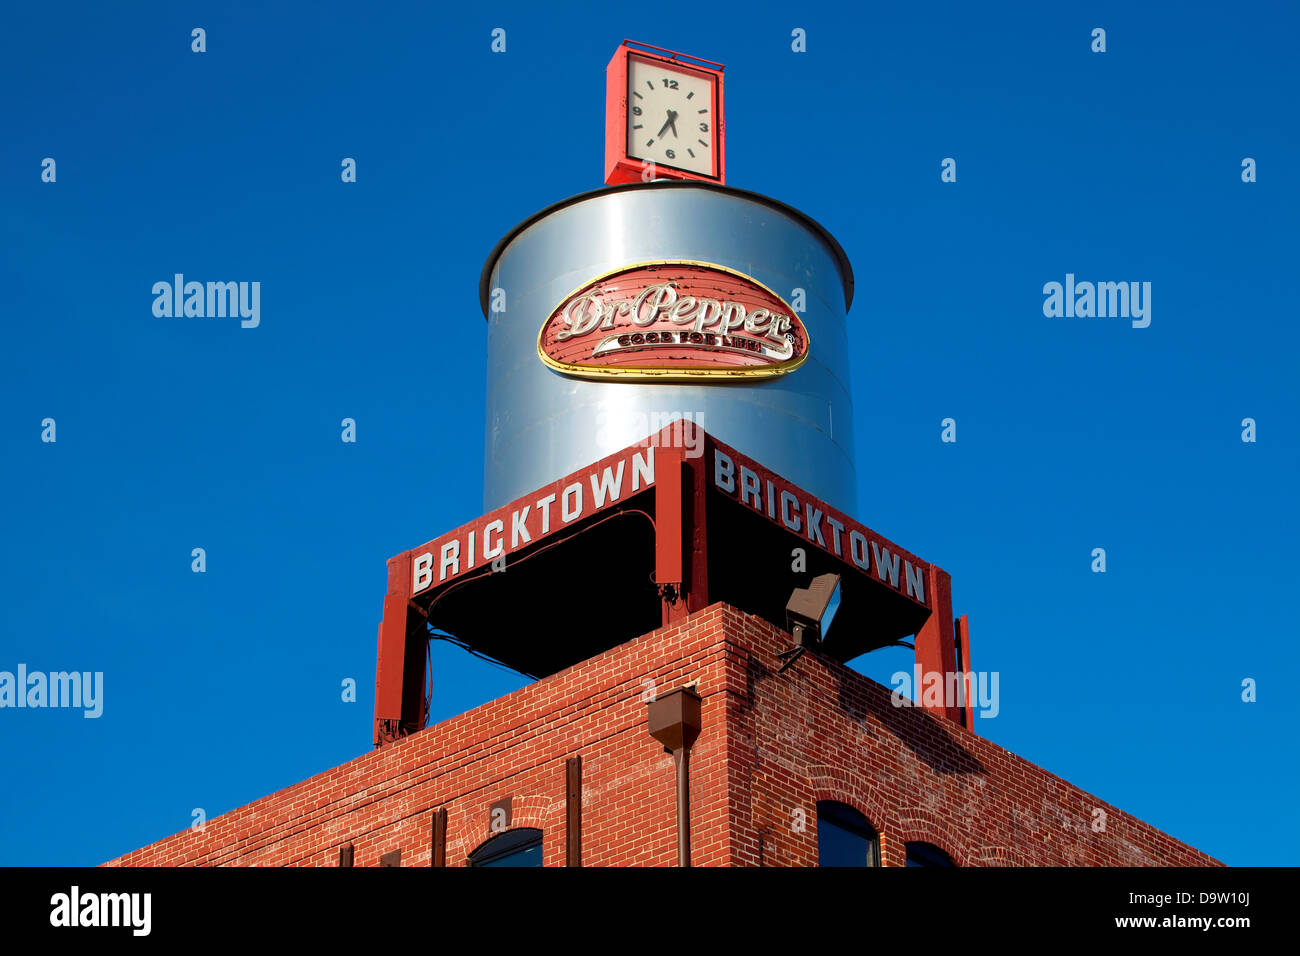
[537,260,810,382]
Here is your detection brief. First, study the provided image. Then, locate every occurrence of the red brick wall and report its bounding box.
[104,603,1218,867]
[718,605,1220,866]
[105,609,733,868]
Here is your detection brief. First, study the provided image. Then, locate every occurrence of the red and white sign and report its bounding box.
[399,425,932,611]
[407,443,658,595]
[538,261,809,381]
[709,437,932,609]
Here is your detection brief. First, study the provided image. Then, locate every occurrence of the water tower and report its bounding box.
[372,41,970,748]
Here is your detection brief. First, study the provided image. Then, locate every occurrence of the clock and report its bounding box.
[605,42,725,185]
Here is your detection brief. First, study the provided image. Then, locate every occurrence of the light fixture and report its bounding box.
[778,573,842,673]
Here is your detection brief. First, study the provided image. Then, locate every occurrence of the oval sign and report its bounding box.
[537,260,810,381]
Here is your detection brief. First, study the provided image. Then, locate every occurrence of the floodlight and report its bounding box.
[786,572,841,644]
[781,573,842,670]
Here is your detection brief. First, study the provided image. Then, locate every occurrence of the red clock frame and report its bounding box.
[604,40,725,186]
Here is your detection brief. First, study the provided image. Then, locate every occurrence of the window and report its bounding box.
[468,828,543,867]
[905,841,955,867]
[816,801,880,867]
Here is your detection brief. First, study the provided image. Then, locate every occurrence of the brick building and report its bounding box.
[105,601,1218,867]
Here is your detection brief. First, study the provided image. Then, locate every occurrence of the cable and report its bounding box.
[427,626,538,681]
[424,638,434,728]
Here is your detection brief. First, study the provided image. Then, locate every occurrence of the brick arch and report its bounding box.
[506,795,559,833]
[805,765,893,840]
[969,844,1023,867]
[449,793,560,866]
[470,798,555,859]
[891,806,969,867]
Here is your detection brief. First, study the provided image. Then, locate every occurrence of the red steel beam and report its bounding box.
[683,428,710,614]
[373,555,415,748]
[656,444,685,624]
[913,565,961,724]
[956,613,975,734]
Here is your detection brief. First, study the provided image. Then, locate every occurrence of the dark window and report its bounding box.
[468,828,543,867]
[816,801,880,867]
[905,841,955,867]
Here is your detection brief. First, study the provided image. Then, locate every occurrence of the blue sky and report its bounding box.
[2,1,1296,866]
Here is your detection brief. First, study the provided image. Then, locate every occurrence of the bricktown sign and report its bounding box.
[410,438,928,608]
[538,261,809,381]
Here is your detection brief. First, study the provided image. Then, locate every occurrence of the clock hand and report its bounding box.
[658,110,679,138]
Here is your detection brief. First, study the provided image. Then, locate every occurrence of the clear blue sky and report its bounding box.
[2,1,1296,866]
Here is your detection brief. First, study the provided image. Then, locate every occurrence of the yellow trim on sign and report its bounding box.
[535,259,812,382]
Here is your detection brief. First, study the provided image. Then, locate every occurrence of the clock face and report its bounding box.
[625,55,717,178]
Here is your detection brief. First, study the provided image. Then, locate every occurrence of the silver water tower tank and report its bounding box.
[479,180,857,514]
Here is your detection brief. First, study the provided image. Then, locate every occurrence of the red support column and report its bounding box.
[913,566,961,724]
[956,614,976,734]
[656,444,685,626]
[654,424,710,626]
[374,553,415,748]
[683,435,709,614]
